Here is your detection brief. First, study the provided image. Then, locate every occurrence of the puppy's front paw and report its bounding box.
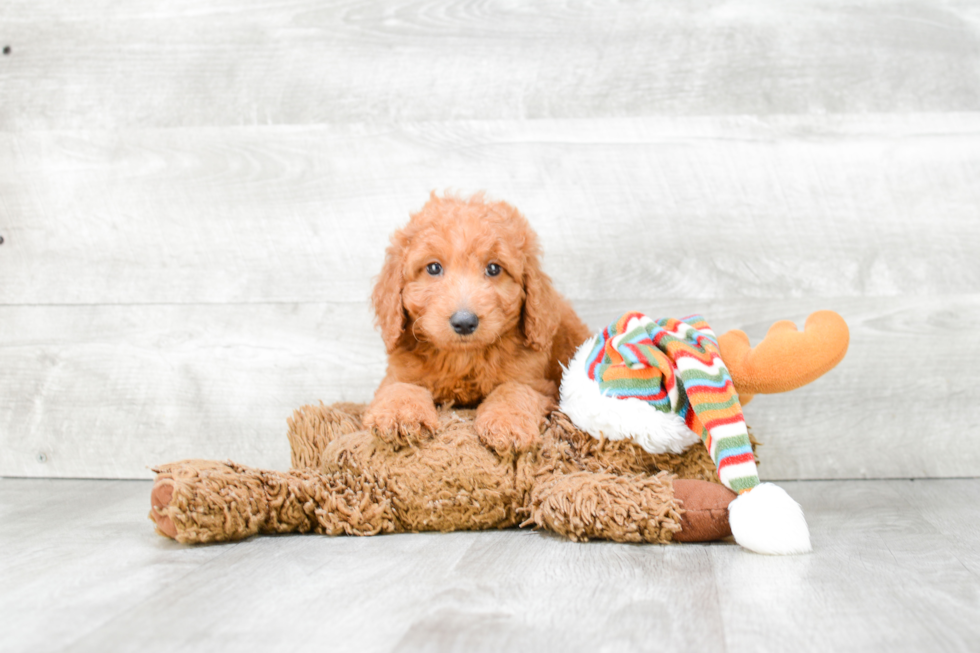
[363,383,440,448]
[475,408,543,456]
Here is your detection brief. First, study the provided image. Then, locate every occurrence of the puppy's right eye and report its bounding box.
[426,262,443,276]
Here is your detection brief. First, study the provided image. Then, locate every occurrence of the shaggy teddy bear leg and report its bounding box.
[526,471,683,543]
[149,460,398,544]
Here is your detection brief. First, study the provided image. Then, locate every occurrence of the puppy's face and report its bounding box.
[373,194,561,354]
[373,193,560,354]
[400,213,526,350]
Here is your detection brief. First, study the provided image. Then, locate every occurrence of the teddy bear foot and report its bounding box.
[149,477,178,540]
[671,479,736,543]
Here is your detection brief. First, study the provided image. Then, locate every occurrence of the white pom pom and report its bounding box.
[728,483,812,555]
[559,336,701,454]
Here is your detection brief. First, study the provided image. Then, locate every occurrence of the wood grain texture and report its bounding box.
[1,0,980,129]
[1,478,978,652]
[711,479,980,652]
[0,302,384,478]
[2,294,978,480]
[2,114,979,305]
[2,1,979,484]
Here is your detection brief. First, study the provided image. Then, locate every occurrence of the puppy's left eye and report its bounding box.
[485,263,502,277]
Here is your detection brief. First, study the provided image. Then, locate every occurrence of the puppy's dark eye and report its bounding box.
[486,263,502,277]
[426,262,443,276]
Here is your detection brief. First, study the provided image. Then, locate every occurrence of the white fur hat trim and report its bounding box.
[559,336,702,455]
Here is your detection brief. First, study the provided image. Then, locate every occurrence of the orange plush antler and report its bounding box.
[718,310,849,405]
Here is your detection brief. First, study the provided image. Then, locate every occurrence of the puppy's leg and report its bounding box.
[363,381,440,448]
[475,381,554,455]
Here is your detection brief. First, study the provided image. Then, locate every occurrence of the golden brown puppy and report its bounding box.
[364,193,591,454]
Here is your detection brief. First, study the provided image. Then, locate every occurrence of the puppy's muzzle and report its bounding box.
[450,311,479,335]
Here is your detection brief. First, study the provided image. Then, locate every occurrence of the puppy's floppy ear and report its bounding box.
[371,235,408,353]
[521,250,562,352]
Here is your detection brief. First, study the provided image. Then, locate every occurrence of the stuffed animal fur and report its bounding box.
[149,311,848,548]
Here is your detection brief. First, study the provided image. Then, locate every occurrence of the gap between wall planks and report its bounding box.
[2,294,978,479]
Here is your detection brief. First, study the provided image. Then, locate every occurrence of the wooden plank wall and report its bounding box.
[1,0,978,479]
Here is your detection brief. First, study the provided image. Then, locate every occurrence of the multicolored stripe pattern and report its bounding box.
[584,312,760,493]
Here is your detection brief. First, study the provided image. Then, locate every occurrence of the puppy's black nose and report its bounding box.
[450,311,479,335]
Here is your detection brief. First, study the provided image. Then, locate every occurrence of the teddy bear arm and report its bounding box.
[149,460,398,544]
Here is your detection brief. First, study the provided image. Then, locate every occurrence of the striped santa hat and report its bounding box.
[559,312,811,555]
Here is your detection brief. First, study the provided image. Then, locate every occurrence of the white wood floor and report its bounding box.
[2,477,978,653]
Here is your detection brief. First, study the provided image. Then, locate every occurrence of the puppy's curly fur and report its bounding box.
[363,193,591,454]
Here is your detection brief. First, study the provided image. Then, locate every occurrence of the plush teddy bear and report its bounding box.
[149,311,848,554]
